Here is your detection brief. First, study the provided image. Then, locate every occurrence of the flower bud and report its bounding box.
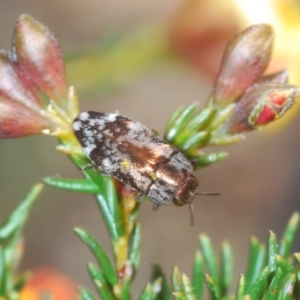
[13,15,68,106]
[226,83,300,133]
[0,96,55,138]
[0,52,43,110]
[258,69,289,84]
[212,24,274,105]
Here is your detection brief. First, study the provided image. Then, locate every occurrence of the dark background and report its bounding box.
[1,0,300,297]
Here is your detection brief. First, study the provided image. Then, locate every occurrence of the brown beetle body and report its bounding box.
[73,111,199,207]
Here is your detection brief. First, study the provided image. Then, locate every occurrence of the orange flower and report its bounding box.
[19,267,77,300]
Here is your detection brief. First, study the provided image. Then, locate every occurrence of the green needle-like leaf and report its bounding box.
[208,133,245,146]
[129,223,141,272]
[0,247,7,296]
[173,267,184,296]
[139,283,153,300]
[78,287,97,300]
[194,151,228,169]
[94,279,117,300]
[165,103,198,142]
[93,176,124,241]
[180,107,214,137]
[0,184,43,298]
[192,250,204,300]
[221,241,233,296]
[279,212,300,258]
[120,278,131,300]
[268,231,278,272]
[293,264,300,299]
[70,154,124,241]
[206,104,235,130]
[44,177,101,194]
[245,237,266,292]
[165,106,185,134]
[0,183,43,241]
[138,278,163,300]
[182,274,197,300]
[88,263,115,300]
[275,255,294,273]
[265,267,284,300]
[74,227,118,285]
[205,274,221,300]
[173,292,187,300]
[278,273,296,300]
[151,264,172,300]
[199,234,219,284]
[248,266,271,300]
[294,252,300,264]
[139,278,162,300]
[179,131,208,152]
[151,277,163,300]
[95,193,120,242]
[236,274,246,300]
[4,236,23,289]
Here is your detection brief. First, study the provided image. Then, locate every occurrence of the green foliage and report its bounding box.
[172,213,300,300]
[45,159,300,300]
[164,102,236,169]
[0,184,43,299]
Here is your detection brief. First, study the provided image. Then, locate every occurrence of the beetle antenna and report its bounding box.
[196,192,220,196]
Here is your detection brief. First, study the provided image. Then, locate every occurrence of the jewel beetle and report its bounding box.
[73,111,214,224]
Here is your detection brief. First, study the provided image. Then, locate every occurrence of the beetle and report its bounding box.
[73,111,213,224]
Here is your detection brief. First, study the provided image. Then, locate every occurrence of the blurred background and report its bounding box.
[1,0,300,297]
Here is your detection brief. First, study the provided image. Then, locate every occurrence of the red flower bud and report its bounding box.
[226,83,300,133]
[0,96,56,138]
[258,69,289,84]
[0,52,43,109]
[212,24,274,105]
[0,15,80,139]
[13,15,68,106]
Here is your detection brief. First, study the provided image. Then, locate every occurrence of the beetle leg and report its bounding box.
[80,164,107,175]
[190,159,198,169]
[135,193,146,202]
[153,203,160,211]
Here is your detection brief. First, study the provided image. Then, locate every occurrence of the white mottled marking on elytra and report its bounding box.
[96,132,103,139]
[102,158,111,166]
[79,111,90,121]
[73,121,82,131]
[106,114,117,122]
[84,144,96,156]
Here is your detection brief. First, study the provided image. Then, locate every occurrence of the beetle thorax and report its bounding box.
[173,174,199,206]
